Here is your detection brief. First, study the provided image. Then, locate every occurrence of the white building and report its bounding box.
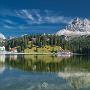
[0,46,5,51]
[0,33,6,52]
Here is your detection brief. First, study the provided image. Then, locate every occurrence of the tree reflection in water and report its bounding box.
[4,55,90,72]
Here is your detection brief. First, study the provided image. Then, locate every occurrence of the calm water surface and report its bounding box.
[0,55,90,90]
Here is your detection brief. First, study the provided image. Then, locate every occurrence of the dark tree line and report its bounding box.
[5,34,64,52]
[5,34,90,54]
[65,35,90,54]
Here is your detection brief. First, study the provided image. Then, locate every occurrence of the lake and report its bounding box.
[0,54,90,90]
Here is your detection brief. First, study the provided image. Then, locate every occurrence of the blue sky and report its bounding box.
[0,0,90,37]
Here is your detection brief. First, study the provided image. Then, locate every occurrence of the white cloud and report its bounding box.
[21,10,34,21]
[3,24,13,29]
[0,9,73,29]
[34,10,42,23]
[15,9,72,25]
[16,9,34,21]
[45,16,71,24]
[3,19,16,25]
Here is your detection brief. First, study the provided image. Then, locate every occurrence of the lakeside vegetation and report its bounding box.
[4,34,90,54]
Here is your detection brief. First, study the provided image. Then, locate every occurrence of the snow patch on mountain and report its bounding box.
[56,17,90,36]
[0,33,6,39]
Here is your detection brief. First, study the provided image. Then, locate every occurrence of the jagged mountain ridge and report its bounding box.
[56,17,90,36]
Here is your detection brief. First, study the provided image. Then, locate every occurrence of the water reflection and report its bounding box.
[0,55,90,90]
[0,54,5,63]
[57,56,90,90]
[0,55,5,74]
[5,55,90,72]
[58,71,90,89]
[9,55,17,61]
[6,55,70,72]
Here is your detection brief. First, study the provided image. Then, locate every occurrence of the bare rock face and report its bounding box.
[56,17,90,36]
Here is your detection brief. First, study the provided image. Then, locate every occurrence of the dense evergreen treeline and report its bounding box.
[5,34,90,54]
[65,36,90,54]
[5,34,65,52]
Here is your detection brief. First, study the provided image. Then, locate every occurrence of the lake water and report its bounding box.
[0,55,90,90]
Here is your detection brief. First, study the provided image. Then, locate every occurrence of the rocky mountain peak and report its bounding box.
[56,17,90,36]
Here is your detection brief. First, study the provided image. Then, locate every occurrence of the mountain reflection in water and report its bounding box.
[0,55,90,90]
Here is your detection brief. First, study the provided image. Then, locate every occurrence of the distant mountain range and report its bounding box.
[56,17,90,36]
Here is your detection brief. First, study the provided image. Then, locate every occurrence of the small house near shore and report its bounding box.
[9,47,17,53]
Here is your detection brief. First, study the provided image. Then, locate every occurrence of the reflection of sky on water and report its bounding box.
[0,54,18,75]
[0,68,90,90]
[0,68,68,90]
[0,55,90,90]
[0,66,5,74]
[58,71,90,90]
